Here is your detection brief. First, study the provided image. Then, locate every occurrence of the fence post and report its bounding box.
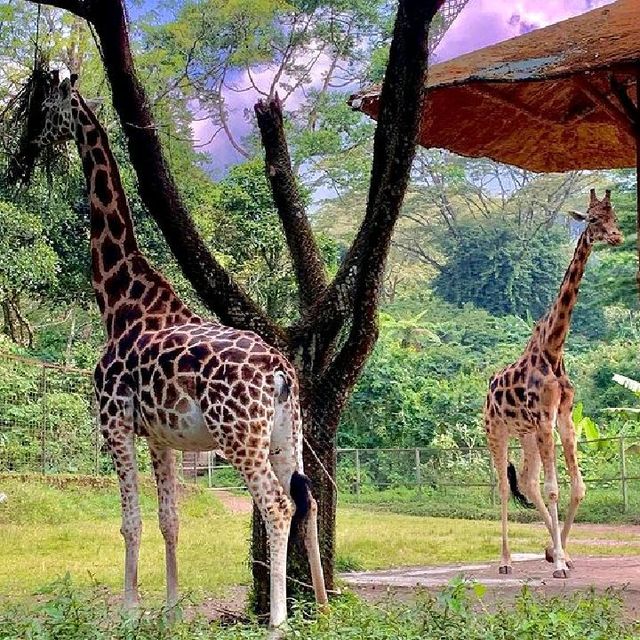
[207,451,213,489]
[355,449,361,497]
[415,448,422,493]
[620,436,628,513]
[40,366,48,474]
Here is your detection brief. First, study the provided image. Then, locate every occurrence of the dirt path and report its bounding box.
[343,554,640,617]
[213,492,640,613]
[215,489,253,514]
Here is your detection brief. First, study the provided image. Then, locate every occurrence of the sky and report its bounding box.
[433,0,614,62]
[194,0,616,175]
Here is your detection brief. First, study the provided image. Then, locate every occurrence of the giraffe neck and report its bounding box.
[72,96,195,338]
[537,228,593,361]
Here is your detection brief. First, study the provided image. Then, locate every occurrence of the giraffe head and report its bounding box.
[569,189,623,246]
[32,71,79,148]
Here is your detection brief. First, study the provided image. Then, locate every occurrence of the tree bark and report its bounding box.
[254,95,327,312]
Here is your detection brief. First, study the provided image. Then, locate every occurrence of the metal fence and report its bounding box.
[0,351,103,474]
[1,350,639,515]
[335,440,640,514]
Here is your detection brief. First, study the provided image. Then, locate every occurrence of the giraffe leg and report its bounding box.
[538,418,569,578]
[244,462,293,630]
[519,433,554,535]
[488,424,512,574]
[519,435,564,567]
[556,391,585,568]
[269,454,327,607]
[100,402,141,609]
[148,441,180,611]
[269,400,328,607]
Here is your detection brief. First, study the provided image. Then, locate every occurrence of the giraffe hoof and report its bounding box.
[553,568,569,579]
[498,565,512,575]
[566,559,575,570]
[545,546,554,563]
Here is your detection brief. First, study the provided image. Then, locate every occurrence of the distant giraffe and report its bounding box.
[484,189,622,578]
[33,72,327,629]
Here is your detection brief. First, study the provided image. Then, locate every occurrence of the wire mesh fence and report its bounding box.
[0,352,103,474]
[335,439,640,516]
[1,350,639,517]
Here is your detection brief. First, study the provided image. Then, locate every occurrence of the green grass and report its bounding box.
[0,474,249,599]
[337,507,640,571]
[0,576,638,640]
[2,474,640,600]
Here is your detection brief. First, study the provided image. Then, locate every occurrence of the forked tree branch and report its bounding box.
[319,0,442,395]
[27,0,285,349]
[295,0,443,352]
[254,94,327,312]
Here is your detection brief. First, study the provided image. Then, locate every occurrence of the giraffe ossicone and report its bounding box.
[34,72,328,629]
[484,188,622,578]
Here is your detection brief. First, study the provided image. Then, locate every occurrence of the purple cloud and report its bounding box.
[435,0,615,61]
[198,0,617,173]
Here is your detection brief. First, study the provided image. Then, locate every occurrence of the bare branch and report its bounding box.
[216,66,250,158]
[393,240,444,271]
[254,95,327,311]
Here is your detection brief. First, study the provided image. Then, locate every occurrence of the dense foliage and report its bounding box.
[0,1,638,466]
[432,221,568,319]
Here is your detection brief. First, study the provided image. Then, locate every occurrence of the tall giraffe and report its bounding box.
[33,73,327,629]
[484,189,622,578]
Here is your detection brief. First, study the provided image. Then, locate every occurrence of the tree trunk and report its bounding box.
[252,387,339,614]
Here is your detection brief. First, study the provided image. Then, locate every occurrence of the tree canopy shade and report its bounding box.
[17,0,444,613]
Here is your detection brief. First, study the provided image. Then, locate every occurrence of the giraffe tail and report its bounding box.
[290,471,312,535]
[273,371,311,534]
[507,462,534,509]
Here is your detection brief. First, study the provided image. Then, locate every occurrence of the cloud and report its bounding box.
[191,46,333,175]
[196,0,617,174]
[435,0,616,61]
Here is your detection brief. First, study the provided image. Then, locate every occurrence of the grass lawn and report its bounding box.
[2,474,640,600]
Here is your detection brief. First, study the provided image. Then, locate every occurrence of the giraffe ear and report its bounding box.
[568,210,588,222]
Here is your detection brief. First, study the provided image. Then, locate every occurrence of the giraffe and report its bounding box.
[484,189,622,578]
[33,72,328,629]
